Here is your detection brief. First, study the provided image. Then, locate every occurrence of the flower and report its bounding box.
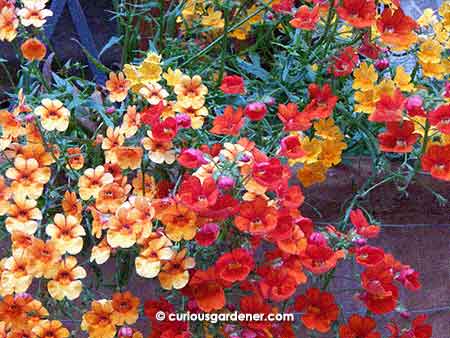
[187,268,226,312]
[47,256,86,301]
[0,253,33,295]
[210,106,245,136]
[0,176,10,216]
[161,202,197,241]
[0,294,34,330]
[294,288,339,333]
[369,89,405,123]
[78,165,114,200]
[215,249,254,283]
[18,1,53,28]
[0,6,18,41]
[303,83,338,119]
[112,291,140,325]
[300,242,345,274]
[81,300,119,338]
[5,194,42,234]
[336,0,376,28]
[27,238,61,278]
[5,156,51,199]
[174,75,208,108]
[234,197,278,235]
[290,5,320,30]
[20,38,47,61]
[159,249,195,290]
[195,223,219,246]
[394,66,415,92]
[277,103,311,131]
[34,99,70,132]
[136,232,174,278]
[111,146,143,170]
[429,104,450,134]
[107,206,142,248]
[258,265,298,302]
[421,144,450,181]
[339,314,381,338]
[32,320,70,338]
[220,75,245,95]
[329,47,359,77]
[244,102,267,121]
[353,63,378,91]
[106,72,130,102]
[376,8,417,50]
[142,132,176,164]
[178,148,208,169]
[45,213,86,255]
[350,209,380,238]
[139,82,169,105]
[378,120,420,153]
[90,238,111,265]
[66,147,84,170]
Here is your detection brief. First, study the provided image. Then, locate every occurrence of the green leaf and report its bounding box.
[98,36,123,59]
[235,57,270,81]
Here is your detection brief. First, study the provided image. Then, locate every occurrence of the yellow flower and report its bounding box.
[318,139,347,167]
[106,206,142,248]
[417,8,437,27]
[46,213,86,255]
[105,72,130,102]
[173,101,208,129]
[394,66,415,92]
[5,194,42,235]
[314,118,343,140]
[0,253,33,295]
[47,256,86,301]
[439,1,450,30]
[201,7,224,29]
[90,238,111,265]
[376,79,396,97]
[298,137,322,164]
[421,61,445,79]
[174,75,208,109]
[34,99,70,132]
[417,39,442,64]
[78,165,114,200]
[81,300,118,338]
[0,7,19,42]
[135,232,174,278]
[163,68,184,87]
[297,162,328,187]
[353,63,378,91]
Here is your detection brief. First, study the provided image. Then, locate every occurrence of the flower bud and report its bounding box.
[405,95,425,117]
[106,106,116,114]
[25,114,35,123]
[244,102,268,121]
[353,238,367,246]
[118,327,133,338]
[375,59,389,71]
[218,176,235,190]
[176,113,192,128]
[309,232,327,246]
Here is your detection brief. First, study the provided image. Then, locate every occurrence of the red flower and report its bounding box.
[295,288,339,333]
[257,265,298,302]
[277,103,312,131]
[252,158,288,190]
[220,75,245,95]
[199,143,222,157]
[339,314,381,338]
[378,120,420,153]
[355,245,385,268]
[421,145,450,181]
[200,194,239,220]
[187,268,226,312]
[360,265,398,314]
[407,315,433,338]
[276,184,305,209]
[195,223,219,246]
[376,8,417,49]
[141,102,165,125]
[239,295,272,331]
[177,149,208,169]
[210,106,245,136]
[272,0,294,13]
[329,47,359,77]
[303,83,338,119]
[301,242,345,274]
[429,104,450,134]
[152,117,178,141]
[280,135,305,159]
[359,34,382,59]
[216,248,254,283]
[290,5,320,31]
[396,267,421,291]
[336,0,376,28]
[234,196,278,235]
[350,209,380,238]
[178,175,218,211]
[369,89,405,123]
[360,283,399,314]
[244,102,267,121]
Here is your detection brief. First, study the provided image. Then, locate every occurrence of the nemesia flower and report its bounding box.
[257,265,298,301]
[174,75,208,108]
[195,223,219,246]
[66,147,84,170]
[142,132,176,164]
[159,248,195,290]
[90,238,112,265]
[355,245,385,267]
[210,106,245,136]
[18,0,53,28]
[336,0,376,28]
[45,213,86,255]
[26,238,61,278]
[110,146,143,170]
[405,95,425,117]
[0,293,34,330]
[78,165,114,200]
[300,240,345,274]
[329,47,359,77]
[161,202,197,241]
[369,89,405,123]
[136,231,173,278]
[244,102,267,121]
[106,72,130,102]
[5,194,41,234]
[178,148,208,169]
[353,63,378,92]
[0,176,10,216]
[339,314,381,338]
[290,5,320,30]
[378,120,420,153]
[107,206,142,248]
[139,82,169,105]
[429,104,450,134]
[0,6,18,41]
[421,144,450,181]
[20,38,47,61]
[394,66,415,92]
[350,209,380,238]
[304,83,338,119]
[187,267,226,312]
[34,99,70,132]
[0,253,33,295]
[81,300,119,338]
[219,74,246,95]
[112,291,140,325]
[32,320,70,338]
[279,135,306,159]
[47,256,86,301]
[215,248,254,283]
[295,288,339,333]
[234,196,278,235]
[376,8,418,50]
[272,0,294,13]
[277,103,311,131]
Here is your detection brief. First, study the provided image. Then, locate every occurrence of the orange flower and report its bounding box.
[21,143,55,167]
[294,288,339,333]
[277,224,307,255]
[5,156,51,199]
[106,206,142,248]
[106,72,130,102]
[376,8,418,50]
[0,176,10,216]
[96,182,129,214]
[0,294,34,329]
[339,314,381,338]
[5,194,42,234]
[81,300,118,338]
[159,249,195,290]
[26,238,61,278]
[32,320,69,338]
[111,146,143,170]
[17,1,53,28]
[161,202,197,241]
[34,99,70,132]
[210,106,245,136]
[132,172,156,198]
[45,213,86,255]
[174,75,208,109]
[135,232,174,278]
[111,291,140,325]
[66,147,84,170]
[0,252,33,295]
[234,196,278,235]
[188,267,226,312]
[20,38,47,61]
[11,230,33,255]
[142,132,176,164]
[0,6,18,41]
[120,105,141,137]
[78,165,114,200]
[0,110,24,138]
[47,256,86,301]
[61,191,82,220]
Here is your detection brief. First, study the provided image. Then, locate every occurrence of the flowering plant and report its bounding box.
[0,0,447,337]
